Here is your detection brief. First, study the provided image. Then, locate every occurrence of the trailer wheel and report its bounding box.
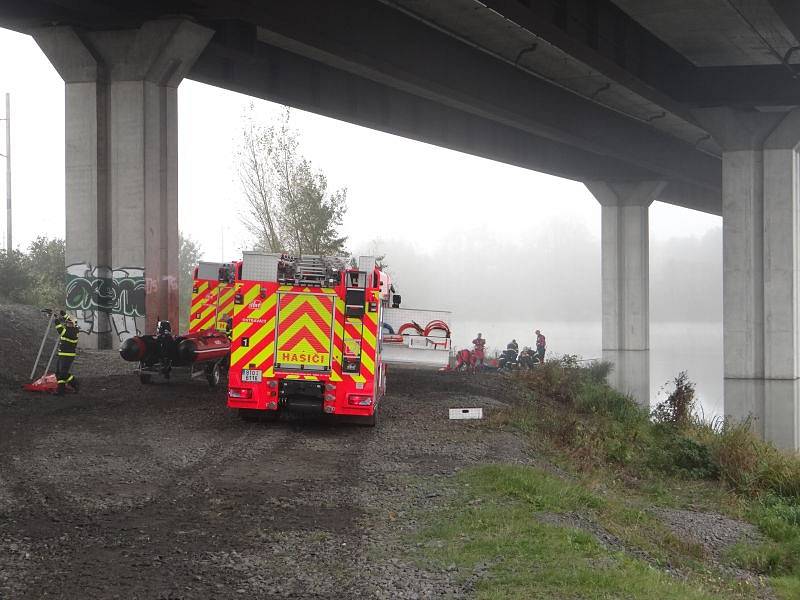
[140,373,152,385]
[206,363,221,388]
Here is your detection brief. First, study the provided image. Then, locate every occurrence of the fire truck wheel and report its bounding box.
[358,405,379,427]
[206,363,221,388]
[139,373,152,385]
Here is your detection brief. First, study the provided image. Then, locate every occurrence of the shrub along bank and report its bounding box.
[418,358,800,599]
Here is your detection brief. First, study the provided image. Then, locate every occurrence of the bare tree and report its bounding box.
[237,106,348,256]
[237,105,283,252]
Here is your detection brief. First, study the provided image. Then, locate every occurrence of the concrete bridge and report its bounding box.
[2,1,800,422]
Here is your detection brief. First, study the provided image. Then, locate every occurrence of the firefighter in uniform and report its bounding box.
[472,333,486,367]
[54,310,80,395]
[535,329,546,365]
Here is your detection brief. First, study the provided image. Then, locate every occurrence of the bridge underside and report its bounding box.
[3,0,800,420]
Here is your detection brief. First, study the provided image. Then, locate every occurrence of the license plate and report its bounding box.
[242,369,262,383]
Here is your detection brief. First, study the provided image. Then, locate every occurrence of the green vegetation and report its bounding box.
[178,232,203,333]
[420,465,746,599]
[0,236,65,307]
[418,358,800,598]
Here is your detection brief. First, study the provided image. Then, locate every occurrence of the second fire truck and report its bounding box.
[226,253,391,426]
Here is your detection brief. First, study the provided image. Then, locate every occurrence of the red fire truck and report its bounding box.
[226,253,391,426]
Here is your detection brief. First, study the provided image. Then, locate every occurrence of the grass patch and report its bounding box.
[420,465,751,599]
[484,358,800,596]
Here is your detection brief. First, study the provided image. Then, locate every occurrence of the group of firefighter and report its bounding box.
[454,329,546,371]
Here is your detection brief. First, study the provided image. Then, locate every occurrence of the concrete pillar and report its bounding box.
[725,379,800,450]
[695,107,800,448]
[693,108,800,381]
[585,181,666,351]
[602,349,650,408]
[33,20,213,348]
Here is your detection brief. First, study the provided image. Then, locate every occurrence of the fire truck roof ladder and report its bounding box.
[291,255,347,287]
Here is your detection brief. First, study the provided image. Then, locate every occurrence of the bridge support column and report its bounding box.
[585,181,666,351]
[694,108,800,445]
[33,20,213,348]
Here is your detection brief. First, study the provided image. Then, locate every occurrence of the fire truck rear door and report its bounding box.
[274,291,336,371]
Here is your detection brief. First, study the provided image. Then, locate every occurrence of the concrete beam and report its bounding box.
[656,181,722,216]
[244,0,721,191]
[33,20,213,347]
[191,39,660,184]
[767,1,800,52]
[586,180,666,351]
[476,0,699,122]
[664,65,800,108]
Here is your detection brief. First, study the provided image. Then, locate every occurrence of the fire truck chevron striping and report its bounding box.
[190,262,237,334]
[189,279,218,332]
[215,283,236,332]
[227,253,389,425]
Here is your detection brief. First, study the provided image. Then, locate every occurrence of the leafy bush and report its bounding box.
[517,363,800,500]
[577,379,646,426]
[584,359,613,384]
[651,371,696,428]
[0,236,65,307]
[708,421,800,501]
[647,429,718,479]
[520,356,613,405]
[27,236,66,307]
[0,248,35,304]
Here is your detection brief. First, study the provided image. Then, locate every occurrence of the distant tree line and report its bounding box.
[0,233,203,333]
[365,224,723,324]
[0,236,66,308]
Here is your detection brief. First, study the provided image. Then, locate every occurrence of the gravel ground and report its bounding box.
[653,508,764,559]
[653,508,774,597]
[0,349,530,599]
[0,309,777,599]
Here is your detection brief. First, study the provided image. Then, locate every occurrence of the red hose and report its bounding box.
[398,321,424,336]
[423,320,450,337]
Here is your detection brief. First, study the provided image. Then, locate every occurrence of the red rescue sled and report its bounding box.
[23,373,76,394]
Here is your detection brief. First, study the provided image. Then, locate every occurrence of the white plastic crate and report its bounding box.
[449,408,483,420]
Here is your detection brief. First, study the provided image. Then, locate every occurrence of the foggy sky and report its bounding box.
[362,223,722,324]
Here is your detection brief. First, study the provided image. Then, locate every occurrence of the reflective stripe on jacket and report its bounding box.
[55,319,79,356]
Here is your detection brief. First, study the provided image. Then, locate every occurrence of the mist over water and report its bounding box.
[365,220,723,419]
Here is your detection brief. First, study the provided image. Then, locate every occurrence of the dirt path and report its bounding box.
[0,361,528,599]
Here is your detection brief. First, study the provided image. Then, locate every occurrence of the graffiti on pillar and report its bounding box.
[65,263,146,342]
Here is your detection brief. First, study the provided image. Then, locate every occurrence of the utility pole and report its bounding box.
[0,93,9,252]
